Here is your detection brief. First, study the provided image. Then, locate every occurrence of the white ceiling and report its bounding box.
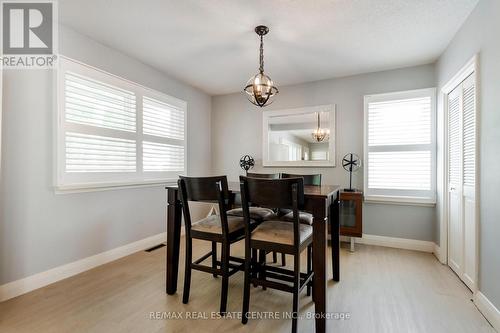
[59,0,478,95]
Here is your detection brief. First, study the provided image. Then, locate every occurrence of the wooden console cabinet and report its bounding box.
[339,190,363,239]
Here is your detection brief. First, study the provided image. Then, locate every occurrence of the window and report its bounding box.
[364,88,436,204]
[282,139,302,161]
[56,57,187,190]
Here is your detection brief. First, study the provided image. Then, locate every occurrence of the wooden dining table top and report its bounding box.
[228,181,340,197]
[166,181,340,198]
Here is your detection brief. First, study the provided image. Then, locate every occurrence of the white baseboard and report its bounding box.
[433,244,446,264]
[474,291,500,332]
[340,234,435,253]
[0,232,166,303]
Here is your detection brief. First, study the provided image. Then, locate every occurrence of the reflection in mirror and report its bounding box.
[268,111,330,162]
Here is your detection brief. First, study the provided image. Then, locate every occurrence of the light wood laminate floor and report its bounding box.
[0,238,494,333]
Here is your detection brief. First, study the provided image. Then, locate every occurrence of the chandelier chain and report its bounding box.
[259,35,264,73]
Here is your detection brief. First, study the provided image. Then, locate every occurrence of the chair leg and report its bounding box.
[242,246,251,324]
[220,241,230,315]
[182,236,192,304]
[292,252,300,333]
[272,251,277,263]
[281,252,286,266]
[212,241,218,278]
[251,248,258,287]
[258,250,266,290]
[311,244,316,302]
[311,245,315,303]
[307,244,312,297]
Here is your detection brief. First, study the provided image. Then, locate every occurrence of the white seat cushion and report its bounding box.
[191,215,248,234]
[227,207,277,221]
[251,220,312,246]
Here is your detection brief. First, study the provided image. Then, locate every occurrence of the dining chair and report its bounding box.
[279,173,322,266]
[240,176,313,333]
[278,173,321,225]
[281,173,322,186]
[227,172,281,263]
[178,175,255,314]
[246,172,281,179]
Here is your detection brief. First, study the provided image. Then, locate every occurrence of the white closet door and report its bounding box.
[447,73,477,291]
[447,85,463,276]
[462,74,476,289]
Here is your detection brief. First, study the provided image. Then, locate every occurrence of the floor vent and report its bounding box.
[145,243,166,252]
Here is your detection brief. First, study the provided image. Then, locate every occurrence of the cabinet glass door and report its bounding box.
[340,199,356,228]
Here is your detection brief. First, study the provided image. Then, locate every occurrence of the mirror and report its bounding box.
[263,105,336,167]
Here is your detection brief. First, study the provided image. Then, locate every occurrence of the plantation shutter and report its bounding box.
[142,96,185,172]
[364,89,436,203]
[57,57,187,190]
[65,72,136,132]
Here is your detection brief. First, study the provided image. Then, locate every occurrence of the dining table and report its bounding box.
[165,181,341,333]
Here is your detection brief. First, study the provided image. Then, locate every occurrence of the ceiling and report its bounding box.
[59,0,478,95]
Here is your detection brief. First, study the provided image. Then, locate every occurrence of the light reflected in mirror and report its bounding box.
[268,111,330,162]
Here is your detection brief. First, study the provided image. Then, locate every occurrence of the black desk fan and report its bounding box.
[342,153,361,192]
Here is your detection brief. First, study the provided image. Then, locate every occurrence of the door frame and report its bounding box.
[0,62,2,184]
[439,54,480,293]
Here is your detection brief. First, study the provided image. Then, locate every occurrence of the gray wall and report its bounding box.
[436,0,500,310]
[212,64,436,242]
[0,26,212,285]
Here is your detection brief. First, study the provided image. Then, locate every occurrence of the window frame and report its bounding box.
[55,56,187,192]
[363,88,437,205]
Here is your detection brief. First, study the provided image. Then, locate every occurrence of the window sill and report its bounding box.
[55,179,178,194]
[364,195,436,207]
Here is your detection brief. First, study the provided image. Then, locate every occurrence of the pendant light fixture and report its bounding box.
[243,25,279,107]
[311,112,329,142]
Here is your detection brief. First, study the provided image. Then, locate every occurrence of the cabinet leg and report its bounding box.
[350,237,355,252]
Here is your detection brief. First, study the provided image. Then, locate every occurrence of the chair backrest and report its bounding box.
[240,176,304,247]
[178,176,230,235]
[246,172,280,179]
[239,176,304,210]
[178,175,229,203]
[281,173,322,186]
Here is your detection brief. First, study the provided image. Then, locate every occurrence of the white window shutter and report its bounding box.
[143,141,185,172]
[368,151,431,190]
[142,96,186,173]
[368,97,432,146]
[143,96,185,140]
[57,57,187,190]
[364,88,436,202]
[65,132,136,173]
[65,72,136,132]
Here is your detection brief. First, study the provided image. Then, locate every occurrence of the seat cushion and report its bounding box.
[281,211,314,225]
[226,207,277,222]
[251,220,313,246]
[191,215,249,234]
